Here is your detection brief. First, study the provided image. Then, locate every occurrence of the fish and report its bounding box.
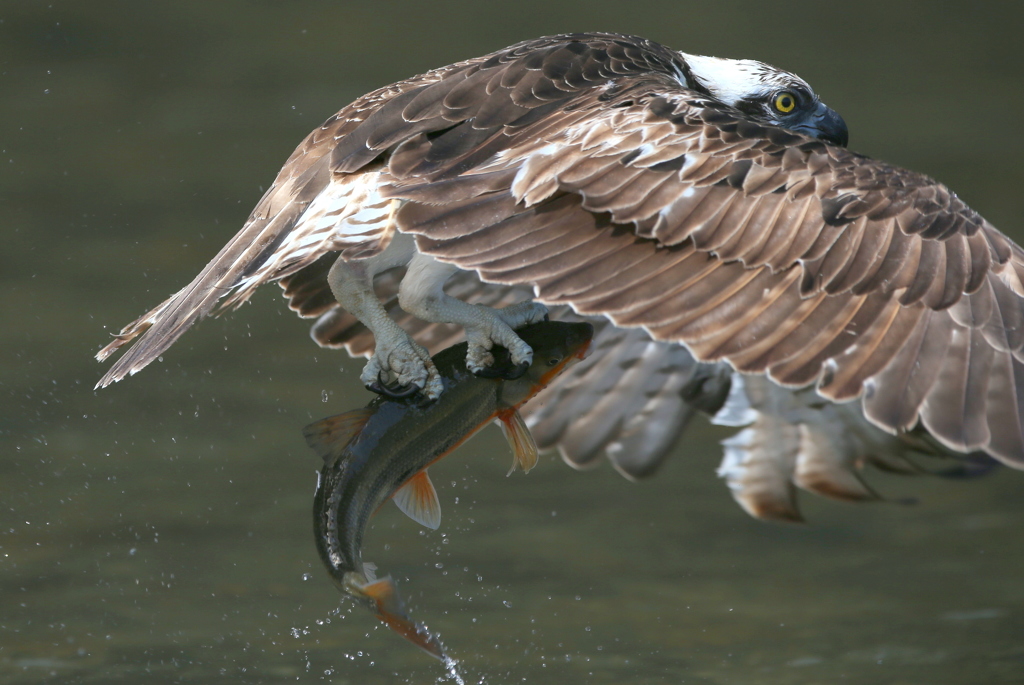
[303,321,594,659]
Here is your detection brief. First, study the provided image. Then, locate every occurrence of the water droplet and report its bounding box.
[302,572,313,581]
[443,655,466,685]
[321,390,329,403]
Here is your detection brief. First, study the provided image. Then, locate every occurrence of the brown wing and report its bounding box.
[283,258,730,478]
[302,261,976,512]
[94,31,1024,470]
[304,262,955,506]
[523,323,732,479]
[93,88,406,387]
[95,33,694,388]
[381,86,1024,467]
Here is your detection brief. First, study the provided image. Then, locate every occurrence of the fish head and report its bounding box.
[498,321,594,408]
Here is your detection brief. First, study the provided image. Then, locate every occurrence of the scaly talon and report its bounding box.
[359,334,443,400]
[464,301,549,377]
[496,301,550,329]
[395,254,551,391]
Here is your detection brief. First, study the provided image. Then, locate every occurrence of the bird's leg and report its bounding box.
[398,253,548,378]
[327,234,443,398]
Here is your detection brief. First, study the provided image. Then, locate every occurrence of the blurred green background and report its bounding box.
[3,1,1023,683]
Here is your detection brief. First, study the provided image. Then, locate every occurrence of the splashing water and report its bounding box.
[442,655,466,684]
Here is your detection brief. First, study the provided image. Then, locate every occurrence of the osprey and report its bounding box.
[96,33,1024,520]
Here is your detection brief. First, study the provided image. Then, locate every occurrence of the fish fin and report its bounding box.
[302,408,374,468]
[354,575,446,660]
[392,470,441,529]
[497,408,539,475]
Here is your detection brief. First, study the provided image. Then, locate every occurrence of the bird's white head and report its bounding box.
[680,53,848,147]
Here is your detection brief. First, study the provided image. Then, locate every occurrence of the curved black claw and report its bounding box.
[474,360,530,381]
[503,360,531,380]
[366,372,422,399]
[473,365,506,379]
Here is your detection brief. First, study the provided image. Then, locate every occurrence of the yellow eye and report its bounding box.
[774,92,797,113]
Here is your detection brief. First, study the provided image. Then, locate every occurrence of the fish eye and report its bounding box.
[773,91,797,114]
[546,357,561,367]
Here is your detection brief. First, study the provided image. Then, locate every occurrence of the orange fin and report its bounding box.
[497,408,538,475]
[302,408,373,468]
[393,470,441,529]
[356,576,446,660]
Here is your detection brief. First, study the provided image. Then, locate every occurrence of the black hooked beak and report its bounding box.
[792,101,849,147]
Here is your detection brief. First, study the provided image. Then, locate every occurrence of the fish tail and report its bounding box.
[344,571,446,660]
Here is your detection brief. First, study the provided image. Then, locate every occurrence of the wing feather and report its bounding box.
[97,32,1024,469]
[741,293,864,374]
[385,73,1024,466]
[862,310,952,431]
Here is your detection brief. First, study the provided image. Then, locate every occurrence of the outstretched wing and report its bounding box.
[95,33,688,388]
[301,266,985,517]
[92,101,389,387]
[95,32,1024,470]
[369,52,1024,466]
[92,58,499,388]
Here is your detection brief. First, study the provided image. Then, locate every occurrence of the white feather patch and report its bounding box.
[679,53,813,107]
[230,169,397,298]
